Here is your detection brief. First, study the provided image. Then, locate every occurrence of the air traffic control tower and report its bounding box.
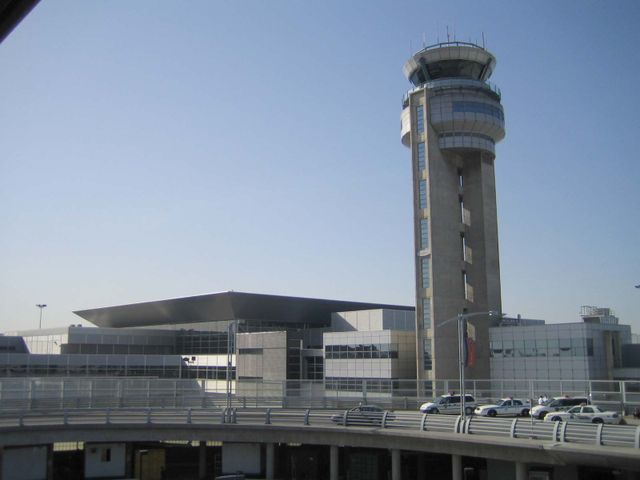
[401,42,505,383]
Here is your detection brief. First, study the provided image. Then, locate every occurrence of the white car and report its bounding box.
[474,398,531,417]
[543,405,622,425]
[419,394,477,415]
[530,396,590,419]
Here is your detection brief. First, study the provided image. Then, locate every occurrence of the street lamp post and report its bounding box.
[36,304,47,329]
[226,320,238,409]
[440,310,502,420]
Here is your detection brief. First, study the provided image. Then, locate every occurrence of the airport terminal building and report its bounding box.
[490,307,632,384]
[1,291,416,398]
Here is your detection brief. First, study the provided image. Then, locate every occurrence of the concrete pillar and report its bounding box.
[198,441,207,480]
[515,462,527,480]
[452,454,462,480]
[330,445,339,480]
[125,443,133,478]
[391,449,401,480]
[417,454,426,480]
[46,444,54,480]
[266,443,274,480]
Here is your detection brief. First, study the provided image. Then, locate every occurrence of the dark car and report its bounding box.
[330,405,394,426]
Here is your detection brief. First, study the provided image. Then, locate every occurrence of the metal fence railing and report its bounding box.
[0,407,638,451]
[1,377,639,414]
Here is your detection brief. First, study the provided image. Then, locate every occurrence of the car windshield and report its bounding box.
[353,405,382,413]
[433,396,446,404]
[362,406,382,412]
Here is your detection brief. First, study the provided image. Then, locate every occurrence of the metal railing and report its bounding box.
[1,407,638,450]
[1,378,639,414]
[402,78,502,107]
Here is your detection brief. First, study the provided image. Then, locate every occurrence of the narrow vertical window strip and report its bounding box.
[417,142,425,171]
[420,219,429,250]
[421,257,430,289]
[461,233,467,262]
[422,298,431,330]
[423,339,432,370]
[419,180,427,209]
[416,105,424,134]
[462,271,469,300]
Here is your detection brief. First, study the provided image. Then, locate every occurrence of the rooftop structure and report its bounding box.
[73,291,412,329]
[580,305,619,325]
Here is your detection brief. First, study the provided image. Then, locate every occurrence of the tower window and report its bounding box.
[419,180,427,209]
[420,219,429,250]
[422,298,431,330]
[416,105,425,134]
[459,195,466,224]
[452,101,504,121]
[417,143,425,171]
[423,340,432,371]
[421,257,430,289]
[462,271,469,300]
[461,233,468,262]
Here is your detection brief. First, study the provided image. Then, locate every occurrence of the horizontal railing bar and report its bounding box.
[2,407,637,450]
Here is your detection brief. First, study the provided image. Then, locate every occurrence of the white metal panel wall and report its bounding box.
[222,443,261,476]
[2,446,47,480]
[84,443,126,479]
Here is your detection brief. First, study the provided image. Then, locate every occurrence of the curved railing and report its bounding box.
[411,41,488,55]
[402,78,501,108]
[1,408,638,450]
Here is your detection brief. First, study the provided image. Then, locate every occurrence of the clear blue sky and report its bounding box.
[1,1,638,332]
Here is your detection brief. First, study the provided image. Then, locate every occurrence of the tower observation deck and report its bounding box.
[400,41,505,383]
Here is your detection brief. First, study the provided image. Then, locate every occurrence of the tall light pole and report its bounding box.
[226,319,238,409]
[439,310,503,420]
[36,304,47,329]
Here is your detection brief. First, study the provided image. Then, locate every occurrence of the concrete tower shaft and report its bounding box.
[400,41,505,383]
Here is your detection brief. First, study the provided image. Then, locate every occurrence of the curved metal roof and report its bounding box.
[73,291,414,328]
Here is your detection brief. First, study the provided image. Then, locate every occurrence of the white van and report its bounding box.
[419,394,477,415]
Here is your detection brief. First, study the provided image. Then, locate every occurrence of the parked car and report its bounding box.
[543,405,622,425]
[474,398,531,417]
[330,405,394,426]
[530,396,590,420]
[419,394,477,415]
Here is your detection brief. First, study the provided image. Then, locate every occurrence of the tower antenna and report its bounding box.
[446,25,450,43]
[482,32,486,49]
